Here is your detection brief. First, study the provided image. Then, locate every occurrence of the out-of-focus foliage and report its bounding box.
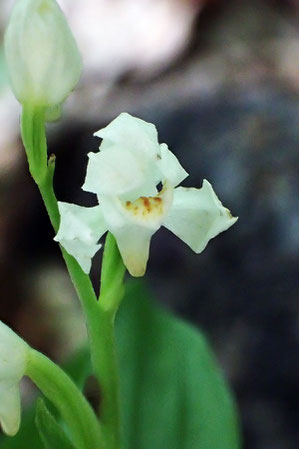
[35,399,75,449]
[117,281,241,449]
[0,409,42,449]
[0,281,240,449]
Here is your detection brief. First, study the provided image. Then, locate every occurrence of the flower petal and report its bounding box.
[0,322,27,381]
[87,113,163,200]
[163,180,238,253]
[54,203,107,273]
[82,149,158,200]
[94,112,160,161]
[158,143,188,187]
[99,187,173,276]
[0,383,21,436]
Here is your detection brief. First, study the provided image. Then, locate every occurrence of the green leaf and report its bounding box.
[116,281,241,449]
[35,399,76,449]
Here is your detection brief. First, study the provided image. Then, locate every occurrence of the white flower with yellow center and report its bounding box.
[0,321,28,436]
[55,113,237,276]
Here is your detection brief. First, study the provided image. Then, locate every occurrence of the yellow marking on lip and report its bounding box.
[124,194,164,219]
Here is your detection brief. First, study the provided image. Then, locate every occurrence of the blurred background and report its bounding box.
[0,0,298,448]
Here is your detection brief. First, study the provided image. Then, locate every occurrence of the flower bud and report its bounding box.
[4,0,82,108]
[0,321,28,436]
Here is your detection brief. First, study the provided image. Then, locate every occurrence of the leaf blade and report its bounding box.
[35,399,76,449]
[116,280,241,449]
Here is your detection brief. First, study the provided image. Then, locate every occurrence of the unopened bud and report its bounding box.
[4,0,82,108]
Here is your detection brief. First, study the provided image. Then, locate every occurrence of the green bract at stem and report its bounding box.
[21,106,126,449]
[26,348,103,449]
[100,233,126,311]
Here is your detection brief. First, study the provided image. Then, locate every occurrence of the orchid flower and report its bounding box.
[0,321,28,436]
[55,113,237,276]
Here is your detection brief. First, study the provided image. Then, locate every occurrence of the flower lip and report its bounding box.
[125,196,163,214]
[107,181,174,230]
[124,190,166,221]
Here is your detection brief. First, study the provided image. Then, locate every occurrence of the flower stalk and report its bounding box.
[6,2,126,448]
[21,106,125,449]
[97,233,126,449]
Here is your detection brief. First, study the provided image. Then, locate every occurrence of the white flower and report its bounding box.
[4,0,82,108]
[55,113,237,276]
[0,321,28,436]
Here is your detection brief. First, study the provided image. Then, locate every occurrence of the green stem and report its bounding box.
[91,307,120,449]
[21,104,48,185]
[21,105,98,333]
[20,106,126,449]
[93,234,126,449]
[26,349,103,449]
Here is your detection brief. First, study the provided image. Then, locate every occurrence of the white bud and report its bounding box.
[4,0,82,108]
[0,321,28,436]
